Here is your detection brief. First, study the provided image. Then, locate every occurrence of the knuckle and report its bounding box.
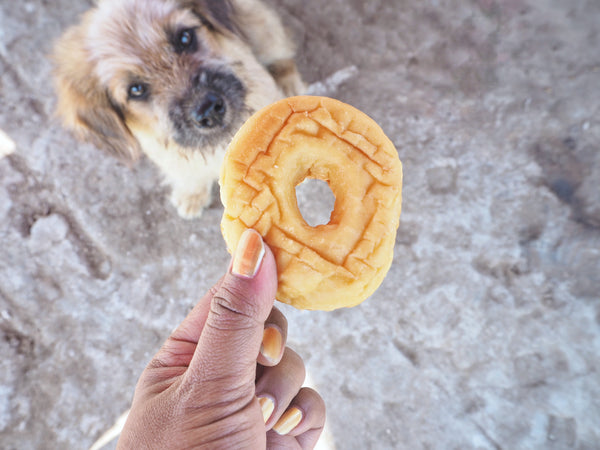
[211,284,262,327]
[266,307,288,331]
[282,348,306,384]
[304,387,326,411]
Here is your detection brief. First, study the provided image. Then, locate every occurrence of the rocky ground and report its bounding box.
[1,0,599,448]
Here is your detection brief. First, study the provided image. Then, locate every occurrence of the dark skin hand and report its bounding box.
[117,229,326,449]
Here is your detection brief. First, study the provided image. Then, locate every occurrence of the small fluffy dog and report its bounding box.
[53,0,304,218]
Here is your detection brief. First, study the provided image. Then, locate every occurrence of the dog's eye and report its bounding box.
[174,28,198,53]
[179,29,194,46]
[128,83,149,101]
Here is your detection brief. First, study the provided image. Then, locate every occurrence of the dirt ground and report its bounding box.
[1,0,599,449]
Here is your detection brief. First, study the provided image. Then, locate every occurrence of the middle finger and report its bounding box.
[255,347,306,428]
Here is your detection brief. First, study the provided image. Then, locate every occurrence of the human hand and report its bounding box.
[117,229,326,449]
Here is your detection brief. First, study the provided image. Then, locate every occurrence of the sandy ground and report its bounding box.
[1,0,599,448]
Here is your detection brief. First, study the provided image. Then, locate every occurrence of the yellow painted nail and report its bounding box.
[231,229,265,278]
[261,326,283,363]
[273,407,303,435]
[258,396,275,423]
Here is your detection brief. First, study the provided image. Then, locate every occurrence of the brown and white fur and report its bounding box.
[53,0,304,218]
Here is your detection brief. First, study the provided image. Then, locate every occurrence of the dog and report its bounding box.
[53,0,304,218]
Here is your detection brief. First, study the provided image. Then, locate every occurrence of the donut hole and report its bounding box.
[295,178,336,227]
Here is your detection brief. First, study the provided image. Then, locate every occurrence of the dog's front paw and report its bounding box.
[280,72,306,97]
[171,189,211,219]
[268,59,306,96]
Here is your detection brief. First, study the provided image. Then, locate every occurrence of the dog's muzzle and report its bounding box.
[170,68,246,149]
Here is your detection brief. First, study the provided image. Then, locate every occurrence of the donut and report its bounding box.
[220,96,403,311]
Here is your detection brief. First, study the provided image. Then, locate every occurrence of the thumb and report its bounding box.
[186,229,277,387]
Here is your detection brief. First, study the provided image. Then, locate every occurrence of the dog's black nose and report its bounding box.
[193,93,226,128]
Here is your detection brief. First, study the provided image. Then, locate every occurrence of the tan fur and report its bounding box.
[53,0,304,218]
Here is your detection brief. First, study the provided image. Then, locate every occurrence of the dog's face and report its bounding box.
[53,0,280,162]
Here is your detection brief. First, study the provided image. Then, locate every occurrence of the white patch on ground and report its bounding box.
[306,66,359,96]
[0,129,15,158]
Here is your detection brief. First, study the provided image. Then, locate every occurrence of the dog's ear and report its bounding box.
[180,0,242,36]
[52,23,141,164]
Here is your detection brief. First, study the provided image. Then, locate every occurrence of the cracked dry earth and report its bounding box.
[1,0,600,449]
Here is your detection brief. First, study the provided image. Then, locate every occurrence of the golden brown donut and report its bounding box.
[220,96,402,310]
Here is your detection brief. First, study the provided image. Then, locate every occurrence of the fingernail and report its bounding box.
[231,229,265,278]
[260,326,283,364]
[258,396,275,423]
[273,406,303,435]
